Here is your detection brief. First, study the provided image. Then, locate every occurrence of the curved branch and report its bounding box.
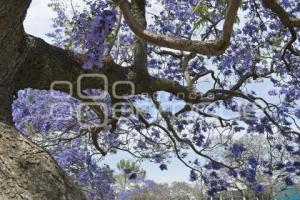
[118,0,241,55]
[262,0,300,27]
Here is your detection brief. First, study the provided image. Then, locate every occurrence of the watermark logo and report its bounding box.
[49,73,257,129]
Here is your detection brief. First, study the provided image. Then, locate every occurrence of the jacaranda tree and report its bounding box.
[1,0,300,199]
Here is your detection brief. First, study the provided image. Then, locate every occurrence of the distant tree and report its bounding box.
[115,159,146,193]
[202,134,298,199]
[117,180,206,200]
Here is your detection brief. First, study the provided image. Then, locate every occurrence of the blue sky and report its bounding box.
[24,0,191,184]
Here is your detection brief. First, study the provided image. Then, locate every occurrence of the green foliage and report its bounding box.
[117,159,146,177]
[195,4,208,14]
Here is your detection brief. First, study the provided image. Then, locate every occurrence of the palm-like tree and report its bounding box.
[115,159,146,192]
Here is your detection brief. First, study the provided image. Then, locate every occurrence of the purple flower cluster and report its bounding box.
[189,170,198,181]
[48,0,116,69]
[230,143,247,158]
[72,2,116,69]
[45,136,115,200]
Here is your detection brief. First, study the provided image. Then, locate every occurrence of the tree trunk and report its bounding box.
[0,1,87,199]
[0,123,87,200]
[0,1,29,124]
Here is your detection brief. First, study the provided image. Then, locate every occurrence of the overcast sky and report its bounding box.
[23,0,190,184]
[24,0,54,43]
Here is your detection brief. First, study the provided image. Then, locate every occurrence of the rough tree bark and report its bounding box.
[0,123,87,200]
[0,1,87,199]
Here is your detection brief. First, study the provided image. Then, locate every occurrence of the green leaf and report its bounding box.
[195,4,208,14]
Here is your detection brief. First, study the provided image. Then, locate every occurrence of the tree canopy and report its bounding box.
[1,0,300,199]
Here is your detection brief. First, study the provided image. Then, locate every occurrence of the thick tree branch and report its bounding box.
[14,36,208,105]
[16,35,275,121]
[131,0,149,74]
[262,0,300,27]
[118,0,241,55]
[15,35,129,95]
